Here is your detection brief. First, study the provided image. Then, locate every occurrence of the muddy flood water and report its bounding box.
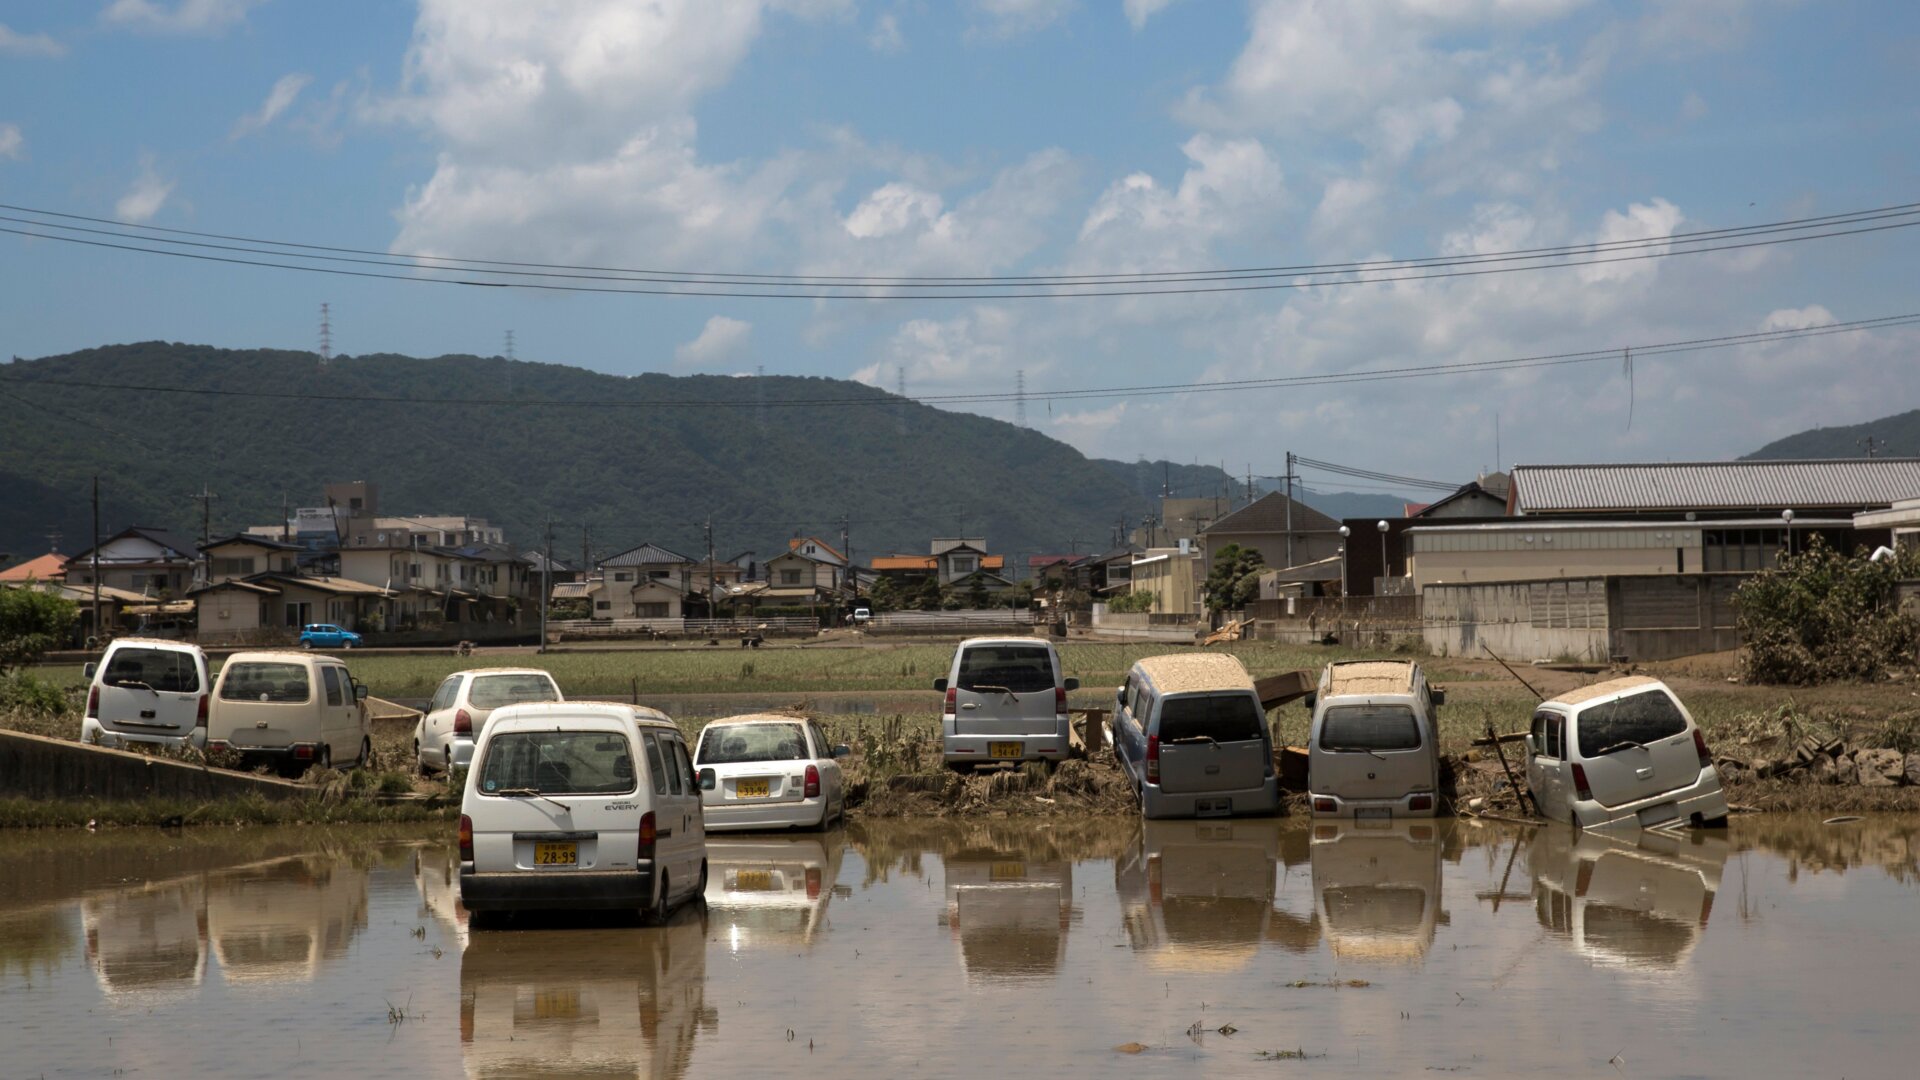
[3,816,1918,1079]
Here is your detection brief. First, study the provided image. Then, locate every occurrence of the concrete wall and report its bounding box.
[0,730,310,802]
[1410,544,1695,589]
[1421,573,1749,663]
[1422,580,1609,662]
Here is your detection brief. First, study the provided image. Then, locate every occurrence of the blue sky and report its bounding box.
[3,0,1918,489]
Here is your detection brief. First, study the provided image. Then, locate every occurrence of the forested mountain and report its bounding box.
[1743,408,1920,460]
[0,343,1174,566]
[1089,459,1413,523]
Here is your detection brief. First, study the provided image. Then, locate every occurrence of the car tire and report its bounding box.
[695,859,709,897]
[300,640,313,650]
[415,742,430,776]
[318,745,332,771]
[343,640,355,649]
[357,737,372,769]
[646,873,671,925]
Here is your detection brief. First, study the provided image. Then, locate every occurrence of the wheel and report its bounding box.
[318,745,332,771]
[357,737,372,769]
[343,639,355,649]
[696,859,709,897]
[646,873,671,924]
[946,761,973,775]
[445,749,454,777]
[300,640,313,650]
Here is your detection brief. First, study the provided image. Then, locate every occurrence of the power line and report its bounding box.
[7,308,1913,409]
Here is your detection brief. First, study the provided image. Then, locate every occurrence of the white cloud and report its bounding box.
[1760,305,1835,332]
[0,124,22,160]
[868,12,905,52]
[1578,197,1682,284]
[853,307,1020,389]
[1123,0,1182,30]
[100,0,266,35]
[115,154,174,222]
[0,22,66,56]
[1680,90,1709,121]
[230,72,312,139]
[844,182,944,239]
[675,315,753,368]
[1075,134,1284,270]
[1050,400,1128,433]
[969,0,1074,39]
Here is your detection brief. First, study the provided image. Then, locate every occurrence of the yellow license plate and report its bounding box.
[735,778,770,798]
[990,861,1026,881]
[989,742,1024,759]
[733,869,775,892]
[534,842,576,866]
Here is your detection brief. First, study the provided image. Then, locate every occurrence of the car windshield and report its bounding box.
[1320,705,1422,752]
[468,675,560,709]
[1157,693,1264,743]
[1575,690,1688,758]
[102,647,200,693]
[957,645,1055,693]
[219,662,310,703]
[698,723,808,764]
[478,731,636,795]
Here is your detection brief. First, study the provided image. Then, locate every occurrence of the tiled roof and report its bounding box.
[519,550,574,572]
[1511,459,1920,514]
[872,555,936,571]
[1201,492,1340,535]
[788,537,846,562]
[600,543,695,567]
[0,553,67,581]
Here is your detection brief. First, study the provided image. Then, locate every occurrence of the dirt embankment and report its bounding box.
[853,758,1138,819]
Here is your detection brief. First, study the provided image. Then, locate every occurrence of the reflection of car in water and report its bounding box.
[943,843,1073,981]
[703,835,843,949]
[414,843,469,949]
[1311,821,1445,964]
[82,876,207,1000]
[1530,826,1728,969]
[1115,820,1282,971]
[459,906,716,1080]
[206,855,369,984]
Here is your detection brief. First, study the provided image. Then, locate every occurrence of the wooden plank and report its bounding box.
[1470,731,1529,747]
[1256,669,1315,711]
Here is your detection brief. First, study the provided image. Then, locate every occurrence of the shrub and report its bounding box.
[1106,591,1155,613]
[1736,536,1920,685]
[0,672,69,717]
[0,588,76,674]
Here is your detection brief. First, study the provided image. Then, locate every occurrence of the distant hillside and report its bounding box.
[1089,459,1413,523]
[1743,407,1920,460]
[0,343,1167,566]
[1297,490,1413,520]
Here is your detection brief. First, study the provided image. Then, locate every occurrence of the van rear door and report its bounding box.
[1311,704,1432,801]
[95,645,203,740]
[1571,689,1698,809]
[953,643,1059,739]
[215,660,314,748]
[1153,693,1269,794]
[471,726,641,873]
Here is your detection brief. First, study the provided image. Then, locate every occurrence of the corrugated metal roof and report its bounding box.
[1512,459,1920,514]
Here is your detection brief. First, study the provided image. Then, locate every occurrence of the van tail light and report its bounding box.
[1313,797,1337,814]
[87,686,99,718]
[804,765,821,799]
[208,740,229,754]
[1409,794,1434,812]
[805,867,821,901]
[1571,762,1593,802]
[457,815,474,862]
[293,745,314,761]
[638,812,657,862]
[1145,735,1160,785]
[454,709,473,737]
[1054,686,1068,718]
[196,694,209,728]
[1692,729,1712,770]
[943,687,957,719]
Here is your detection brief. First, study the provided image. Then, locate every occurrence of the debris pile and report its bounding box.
[1724,733,1920,788]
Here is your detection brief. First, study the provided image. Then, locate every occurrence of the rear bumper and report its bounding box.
[1575,773,1729,831]
[447,737,475,769]
[942,727,1070,763]
[81,718,203,751]
[214,742,323,769]
[1308,792,1439,819]
[703,797,828,832]
[1142,778,1281,820]
[460,866,657,911]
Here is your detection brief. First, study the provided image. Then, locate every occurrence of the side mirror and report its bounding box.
[1302,692,1316,711]
[1430,687,1446,707]
[353,683,369,701]
[1524,734,1539,756]
[1063,677,1079,691]
[83,661,98,680]
[932,677,948,692]
[832,744,852,759]
[1115,687,1126,710]
[699,767,716,791]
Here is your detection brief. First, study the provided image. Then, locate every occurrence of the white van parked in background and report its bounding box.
[204,651,370,776]
[1111,653,1280,820]
[935,637,1077,769]
[460,702,706,922]
[1305,661,1443,819]
[81,638,210,750]
[1526,676,1728,831]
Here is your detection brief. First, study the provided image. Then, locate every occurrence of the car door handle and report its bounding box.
[960,703,978,710]
[1635,766,1654,780]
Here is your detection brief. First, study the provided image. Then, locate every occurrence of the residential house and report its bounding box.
[583,543,697,620]
[1198,492,1344,578]
[64,527,199,598]
[1406,475,1511,519]
[1128,544,1205,616]
[760,537,849,609]
[0,553,67,582]
[201,535,302,584]
[190,573,396,642]
[1084,547,1139,599]
[872,539,1013,596]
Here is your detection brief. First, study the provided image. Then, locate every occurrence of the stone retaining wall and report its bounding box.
[0,730,310,803]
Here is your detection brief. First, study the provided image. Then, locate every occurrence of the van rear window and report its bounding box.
[219,662,310,703]
[957,645,1056,694]
[469,675,560,708]
[479,731,636,796]
[698,723,808,764]
[1575,690,1688,758]
[1157,694,1264,744]
[1320,705,1421,752]
[102,648,200,693]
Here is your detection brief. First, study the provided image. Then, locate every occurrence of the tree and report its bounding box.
[1735,536,1920,684]
[0,586,77,675]
[1203,543,1266,615]
[1107,590,1155,613]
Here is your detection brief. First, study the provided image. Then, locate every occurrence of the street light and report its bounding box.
[1338,526,1351,597]
[1782,509,1795,559]
[1377,520,1390,591]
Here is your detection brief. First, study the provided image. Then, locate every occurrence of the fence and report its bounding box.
[866,609,1043,634]
[551,616,820,638]
[1421,573,1751,662]
[1244,594,1423,645]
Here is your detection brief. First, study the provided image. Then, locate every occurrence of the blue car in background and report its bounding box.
[299,623,364,650]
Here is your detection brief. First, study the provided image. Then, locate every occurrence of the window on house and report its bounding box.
[648,570,671,580]
[613,571,634,582]
[637,602,670,618]
[595,600,611,611]
[213,557,255,577]
[951,556,977,574]
[781,569,803,585]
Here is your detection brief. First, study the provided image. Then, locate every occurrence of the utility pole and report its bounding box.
[1015,369,1027,428]
[1245,465,1253,508]
[189,484,218,588]
[540,519,553,652]
[90,476,101,645]
[1860,435,1882,458]
[318,302,332,363]
[840,514,851,602]
[704,517,716,617]
[505,330,516,396]
[281,492,290,542]
[1284,450,1296,569]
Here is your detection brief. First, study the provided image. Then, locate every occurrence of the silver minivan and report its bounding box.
[935,637,1077,769]
[81,638,211,750]
[1305,660,1443,819]
[1112,653,1280,819]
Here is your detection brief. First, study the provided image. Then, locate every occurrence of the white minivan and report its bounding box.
[81,638,211,750]
[1526,676,1729,832]
[204,651,371,776]
[1305,661,1444,819]
[460,702,706,922]
[935,637,1078,769]
[1111,653,1280,819]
